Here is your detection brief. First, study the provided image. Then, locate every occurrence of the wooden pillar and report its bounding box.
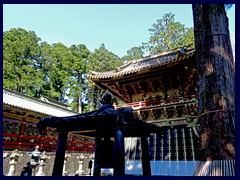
[52,130,68,176]
[20,123,26,135]
[71,135,75,151]
[93,135,101,176]
[113,128,125,176]
[141,135,151,176]
[19,123,26,149]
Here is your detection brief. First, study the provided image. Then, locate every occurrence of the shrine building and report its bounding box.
[4,46,200,176]
[3,88,95,152]
[86,46,200,175]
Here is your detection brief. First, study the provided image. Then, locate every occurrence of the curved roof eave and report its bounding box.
[87,49,195,81]
[3,88,78,117]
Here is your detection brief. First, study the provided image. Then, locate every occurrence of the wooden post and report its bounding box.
[93,135,101,176]
[141,135,151,176]
[52,130,68,176]
[113,128,125,176]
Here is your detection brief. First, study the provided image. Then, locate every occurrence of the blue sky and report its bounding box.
[3,4,235,57]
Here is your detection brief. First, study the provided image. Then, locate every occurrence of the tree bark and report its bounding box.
[192,4,235,175]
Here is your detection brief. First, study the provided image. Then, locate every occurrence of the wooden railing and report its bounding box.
[3,132,95,153]
[147,116,198,127]
[115,95,197,110]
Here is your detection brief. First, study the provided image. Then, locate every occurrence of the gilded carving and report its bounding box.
[24,124,41,136]
[3,121,20,134]
[45,128,58,139]
[167,89,180,98]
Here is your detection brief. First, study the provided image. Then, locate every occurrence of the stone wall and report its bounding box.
[3,151,94,176]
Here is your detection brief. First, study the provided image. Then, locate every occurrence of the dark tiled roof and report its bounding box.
[87,48,195,80]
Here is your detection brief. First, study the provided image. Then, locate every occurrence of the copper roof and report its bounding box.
[3,88,78,117]
[87,48,195,80]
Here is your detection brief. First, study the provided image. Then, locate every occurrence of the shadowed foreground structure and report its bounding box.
[37,93,165,176]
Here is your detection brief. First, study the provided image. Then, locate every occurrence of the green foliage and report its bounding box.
[122,46,144,61]
[45,42,72,101]
[82,80,99,112]
[3,11,196,113]
[3,28,44,96]
[84,44,123,111]
[67,44,91,112]
[142,13,194,54]
[87,43,122,72]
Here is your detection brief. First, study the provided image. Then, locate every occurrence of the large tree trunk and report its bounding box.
[192,4,235,176]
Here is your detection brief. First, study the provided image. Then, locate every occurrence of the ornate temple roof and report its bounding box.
[86,47,196,102]
[87,47,195,81]
[3,88,78,117]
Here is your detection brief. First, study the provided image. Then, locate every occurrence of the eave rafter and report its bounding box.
[87,49,195,103]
